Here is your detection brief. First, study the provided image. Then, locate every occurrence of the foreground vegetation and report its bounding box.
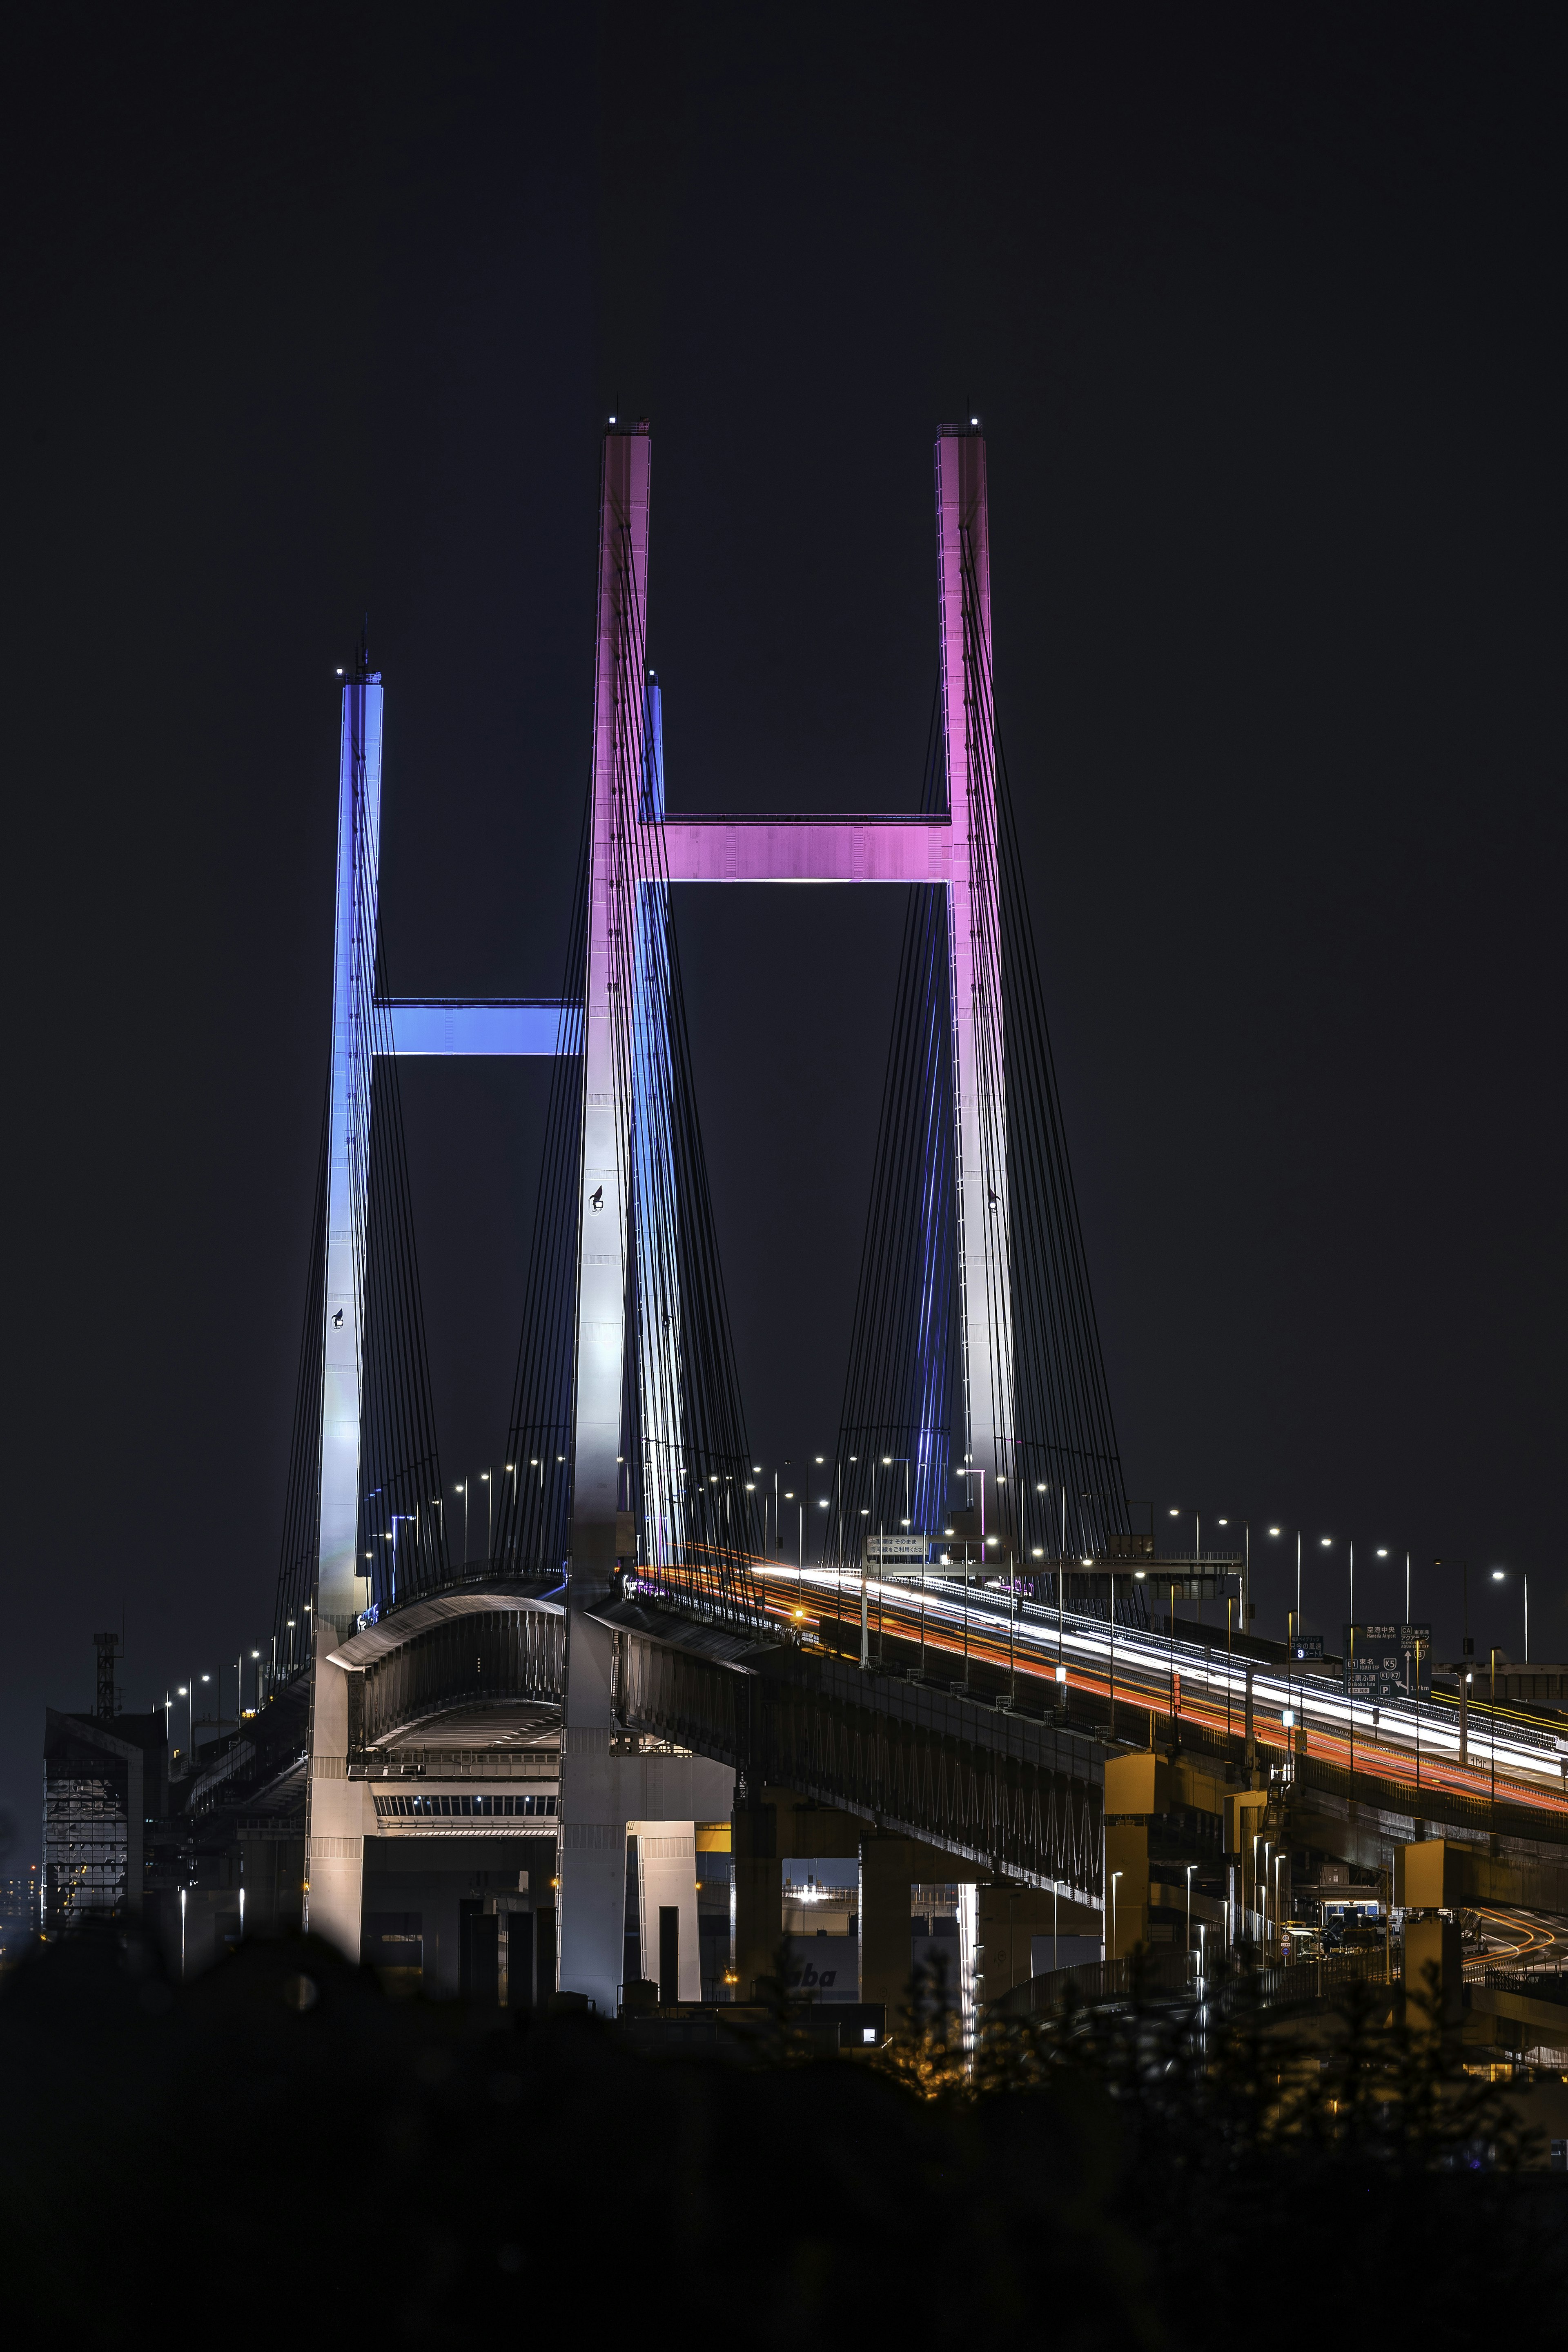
[1,1934,1561,2341]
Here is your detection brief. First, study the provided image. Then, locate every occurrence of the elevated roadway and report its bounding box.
[742,1564,1568,1822]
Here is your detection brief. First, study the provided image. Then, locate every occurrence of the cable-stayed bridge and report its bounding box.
[263,418,1137,2007]
[259,421,1568,2021]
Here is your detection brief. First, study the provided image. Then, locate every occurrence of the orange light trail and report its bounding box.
[748,1568,1568,1822]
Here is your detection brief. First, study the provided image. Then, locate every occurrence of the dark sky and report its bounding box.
[2,4,1561,1840]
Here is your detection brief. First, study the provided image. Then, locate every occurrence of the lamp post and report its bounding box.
[957,1464,987,1688]
[858,1507,872,1668]
[1265,1524,1302,1657]
[1436,1557,1472,1663]
[881,1455,912,1669]
[1110,1869,1123,1967]
[1213,1514,1251,1639]
[1185,1862,1196,1964]
[1262,1840,1273,1960]
[391,1513,414,1601]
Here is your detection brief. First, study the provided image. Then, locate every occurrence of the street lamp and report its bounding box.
[1264,1526,1301,1726]
[1185,1862,1196,1964]
[1489,1566,1526,1665]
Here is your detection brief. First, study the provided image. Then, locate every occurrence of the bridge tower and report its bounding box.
[295,422,1018,1999]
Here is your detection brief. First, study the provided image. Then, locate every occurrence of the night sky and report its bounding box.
[2,6,1561,1842]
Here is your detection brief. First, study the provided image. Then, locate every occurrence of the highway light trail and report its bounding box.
[746,1564,1568,1818]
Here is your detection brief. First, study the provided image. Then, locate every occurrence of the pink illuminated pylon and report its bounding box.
[565,422,1011,1599]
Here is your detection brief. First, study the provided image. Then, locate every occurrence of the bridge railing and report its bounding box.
[1009,1944,1395,2019]
[1468,1965,1568,2006]
[1058,1684,1568,1847]
[1291,1750,1568,1846]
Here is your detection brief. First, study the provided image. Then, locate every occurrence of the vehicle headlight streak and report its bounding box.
[753,1564,1568,1803]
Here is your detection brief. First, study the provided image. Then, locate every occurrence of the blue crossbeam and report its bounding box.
[375,998,579,1056]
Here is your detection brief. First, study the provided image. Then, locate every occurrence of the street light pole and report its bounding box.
[882,1455,911,1670]
[1262,1840,1273,1960]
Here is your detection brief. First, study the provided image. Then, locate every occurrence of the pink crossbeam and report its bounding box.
[658,812,953,884]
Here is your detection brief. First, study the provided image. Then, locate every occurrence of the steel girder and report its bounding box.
[610,1622,1104,1901]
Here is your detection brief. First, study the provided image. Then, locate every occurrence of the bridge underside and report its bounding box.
[291,1577,1110,2007]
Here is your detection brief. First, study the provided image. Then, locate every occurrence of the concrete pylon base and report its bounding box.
[303,1640,376,1960]
[558,1746,733,2011]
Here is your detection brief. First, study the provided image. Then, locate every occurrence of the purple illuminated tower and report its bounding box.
[299,423,1015,2005]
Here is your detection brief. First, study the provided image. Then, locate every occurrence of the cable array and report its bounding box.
[494,800,590,1574]
[271,1086,328,1672]
[355,931,449,1607]
[599,570,762,1623]
[996,738,1136,1603]
[831,616,1133,1617]
[833,688,957,1558]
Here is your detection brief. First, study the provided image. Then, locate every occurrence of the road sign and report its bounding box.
[1343,1624,1403,1700]
[1292,1634,1324,1662]
[1399,1621,1433,1695]
[864,1533,930,1565]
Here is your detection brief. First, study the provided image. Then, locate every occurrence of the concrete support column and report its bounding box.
[859,1836,918,2017]
[1404,1914,1463,2042]
[557,1612,625,2012]
[1105,1821,1149,1959]
[303,1647,374,1959]
[633,1820,700,2004]
[976,1882,1064,2007]
[733,1802,780,2000]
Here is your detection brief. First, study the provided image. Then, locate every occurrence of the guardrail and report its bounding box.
[1470,1966,1568,2007]
[1007,1944,1395,2018]
[1292,1752,1568,1845]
